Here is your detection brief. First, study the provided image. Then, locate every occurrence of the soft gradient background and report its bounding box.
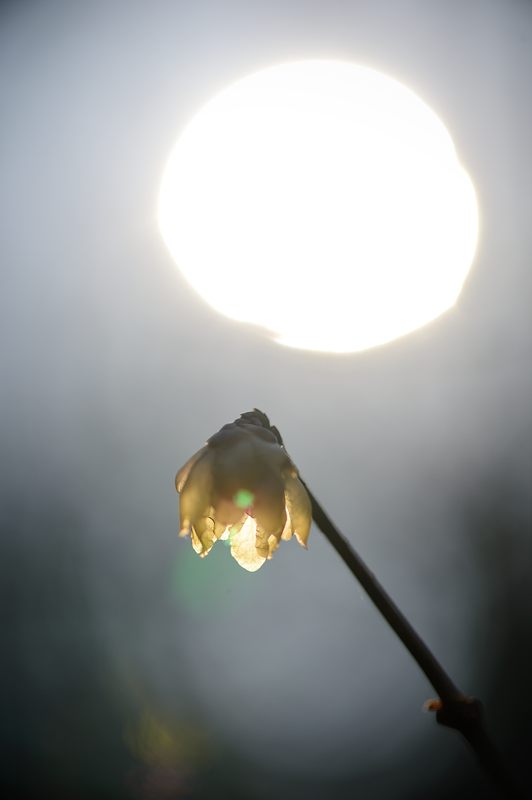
[1,1,531,798]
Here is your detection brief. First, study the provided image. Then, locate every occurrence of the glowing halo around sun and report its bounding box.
[158,60,478,353]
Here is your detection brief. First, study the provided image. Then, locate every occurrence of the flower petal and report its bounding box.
[281,507,293,541]
[230,517,267,572]
[175,446,208,493]
[214,498,246,527]
[216,522,230,540]
[285,475,312,548]
[254,525,270,559]
[194,516,216,556]
[253,472,287,538]
[267,533,280,559]
[210,423,292,499]
[190,527,203,555]
[179,450,214,535]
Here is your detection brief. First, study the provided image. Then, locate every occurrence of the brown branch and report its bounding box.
[251,407,520,797]
[301,480,522,800]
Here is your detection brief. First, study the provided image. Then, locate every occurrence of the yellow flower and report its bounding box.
[175,410,312,572]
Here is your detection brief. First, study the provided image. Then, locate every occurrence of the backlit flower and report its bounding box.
[175,410,312,572]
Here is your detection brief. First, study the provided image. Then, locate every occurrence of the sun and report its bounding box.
[158,60,478,353]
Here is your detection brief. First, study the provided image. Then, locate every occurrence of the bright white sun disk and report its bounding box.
[159,60,478,353]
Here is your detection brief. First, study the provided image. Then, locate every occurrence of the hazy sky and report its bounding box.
[1,1,531,798]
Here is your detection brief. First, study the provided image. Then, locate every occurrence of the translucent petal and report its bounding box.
[190,527,203,554]
[230,517,267,572]
[285,475,312,547]
[267,533,280,559]
[210,423,291,500]
[254,525,270,559]
[280,506,293,541]
[211,436,261,499]
[216,522,230,540]
[195,516,216,555]
[254,474,287,537]
[214,498,246,527]
[175,446,208,493]
[179,450,214,535]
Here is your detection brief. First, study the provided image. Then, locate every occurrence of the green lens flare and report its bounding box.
[233,489,254,508]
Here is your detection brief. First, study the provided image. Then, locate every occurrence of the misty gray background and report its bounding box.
[1,1,531,798]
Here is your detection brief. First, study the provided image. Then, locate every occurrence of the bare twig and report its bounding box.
[252,408,520,797]
[302,480,521,800]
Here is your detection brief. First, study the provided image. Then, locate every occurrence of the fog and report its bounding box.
[1,1,531,798]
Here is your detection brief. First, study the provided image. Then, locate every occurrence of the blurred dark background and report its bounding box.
[1,1,531,798]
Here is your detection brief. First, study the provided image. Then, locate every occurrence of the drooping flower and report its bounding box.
[175,409,312,572]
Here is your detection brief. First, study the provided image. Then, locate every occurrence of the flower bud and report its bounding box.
[175,410,311,572]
